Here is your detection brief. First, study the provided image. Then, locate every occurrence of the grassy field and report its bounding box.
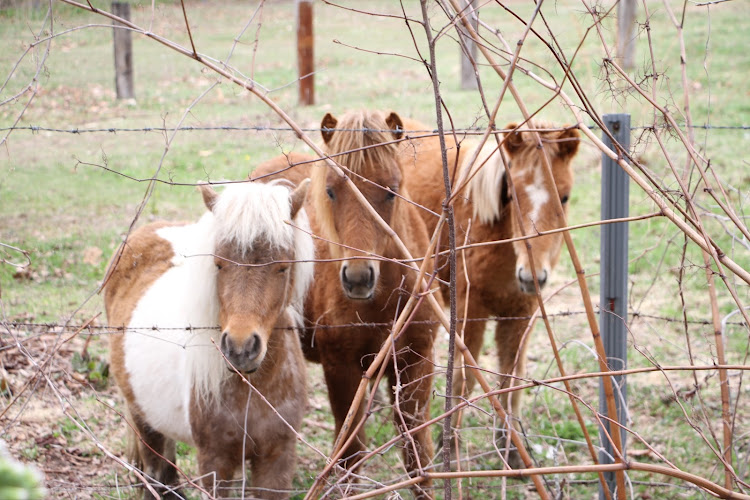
[1,0,750,498]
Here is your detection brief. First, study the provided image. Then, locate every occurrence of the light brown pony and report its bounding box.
[253,110,441,498]
[104,180,314,498]
[400,119,579,466]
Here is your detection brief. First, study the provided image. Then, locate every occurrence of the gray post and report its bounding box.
[599,114,630,499]
[112,2,135,100]
[458,0,478,90]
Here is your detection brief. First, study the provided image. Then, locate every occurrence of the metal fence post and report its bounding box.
[599,114,630,499]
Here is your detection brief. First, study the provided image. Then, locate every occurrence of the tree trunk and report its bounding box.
[459,0,478,90]
[617,0,637,70]
[112,2,135,100]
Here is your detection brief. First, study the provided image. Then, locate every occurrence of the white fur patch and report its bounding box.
[291,207,314,313]
[523,163,549,224]
[125,214,220,445]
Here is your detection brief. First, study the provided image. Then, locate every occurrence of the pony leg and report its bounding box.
[322,360,368,471]
[195,447,242,498]
[451,316,489,400]
[434,313,488,468]
[130,415,181,499]
[494,313,532,469]
[249,433,297,499]
[390,341,435,499]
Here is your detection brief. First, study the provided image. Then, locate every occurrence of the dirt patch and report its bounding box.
[1,326,135,499]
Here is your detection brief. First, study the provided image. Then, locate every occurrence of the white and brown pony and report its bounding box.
[104,180,314,498]
[400,119,579,466]
[253,110,441,498]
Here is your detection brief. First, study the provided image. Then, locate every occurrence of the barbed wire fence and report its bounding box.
[1,0,750,499]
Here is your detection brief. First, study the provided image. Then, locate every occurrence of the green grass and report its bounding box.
[2,0,750,498]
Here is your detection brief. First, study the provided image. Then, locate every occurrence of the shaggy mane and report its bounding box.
[324,109,400,175]
[462,142,508,225]
[504,121,574,168]
[212,180,296,255]
[462,122,573,225]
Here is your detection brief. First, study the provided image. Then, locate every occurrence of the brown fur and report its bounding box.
[252,110,439,498]
[105,185,309,498]
[104,222,184,429]
[189,312,306,499]
[400,119,579,467]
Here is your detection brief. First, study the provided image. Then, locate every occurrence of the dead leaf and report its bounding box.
[82,246,102,266]
[12,266,33,281]
[627,448,656,459]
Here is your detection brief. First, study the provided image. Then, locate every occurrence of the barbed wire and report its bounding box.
[1,123,749,135]
[3,310,746,337]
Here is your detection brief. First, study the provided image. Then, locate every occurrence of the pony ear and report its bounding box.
[503,123,524,155]
[198,183,218,212]
[290,178,310,219]
[321,113,338,144]
[385,112,404,140]
[557,126,580,159]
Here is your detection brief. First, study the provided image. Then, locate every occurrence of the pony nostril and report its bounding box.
[517,267,527,282]
[244,333,262,359]
[341,266,353,291]
[367,266,374,286]
[220,331,231,354]
[537,270,548,286]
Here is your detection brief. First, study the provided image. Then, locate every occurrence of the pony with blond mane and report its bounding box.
[104,180,314,498]
[253,110,441,498]
[400,119,580,467]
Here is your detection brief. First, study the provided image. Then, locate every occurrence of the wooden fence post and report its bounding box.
[599,114,631,499]
[112,1,135,100]
[458,0,478,90]
[297,0,314,106]
[617,0,637,70]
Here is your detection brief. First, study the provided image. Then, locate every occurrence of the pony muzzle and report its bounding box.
[220,330,266,374]
[516,266,548,294]
[340,260,378,300]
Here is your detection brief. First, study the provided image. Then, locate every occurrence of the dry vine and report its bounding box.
[1,0,749,499]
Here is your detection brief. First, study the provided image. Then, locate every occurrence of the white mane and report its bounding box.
[461,142,508,225]
[186,181,315,402]
[212,181,296,254]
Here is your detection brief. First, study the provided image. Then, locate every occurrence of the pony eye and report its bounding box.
[326,187,335,200]
[278,266,289,274]
[385,190,396,201]
[561,195,569,204]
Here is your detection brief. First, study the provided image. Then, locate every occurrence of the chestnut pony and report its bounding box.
[253,110,440,498]
[400,119,579,466]
[104,180,314,498]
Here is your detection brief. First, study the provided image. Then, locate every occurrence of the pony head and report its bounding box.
[312,110,404,300]
[502,123,579,294]
[199,180,311,373]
